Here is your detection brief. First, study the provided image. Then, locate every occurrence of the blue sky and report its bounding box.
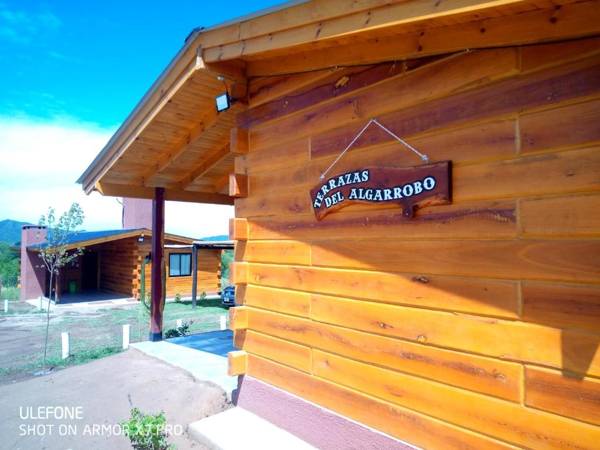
[0,0,284,127]
[0,1,283,237]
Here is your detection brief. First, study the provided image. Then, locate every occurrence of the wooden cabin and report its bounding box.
[21,227,226,302]
[78,1,600,448]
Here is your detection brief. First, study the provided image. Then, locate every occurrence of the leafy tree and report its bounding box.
[220,249,233,287]
[0,242,19,287]
[38,203,84,367]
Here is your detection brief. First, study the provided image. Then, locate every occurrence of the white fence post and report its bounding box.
[3,299,7,313]
[61,332,69,359]
[38,296,43,311]
[122,324,130,349]
[176,319,183,328]
[219,315,227,331]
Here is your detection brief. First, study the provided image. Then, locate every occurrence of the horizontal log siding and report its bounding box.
[99,237,138,296]
[142,247,222,298]
[233,40,600,448]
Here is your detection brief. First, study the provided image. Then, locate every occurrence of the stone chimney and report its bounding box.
[122,197,153,230]
[20,225,48,300]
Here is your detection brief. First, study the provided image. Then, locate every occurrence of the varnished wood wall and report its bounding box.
[99,237,139,295]
[231,37,600,449]
[141,247,222,298]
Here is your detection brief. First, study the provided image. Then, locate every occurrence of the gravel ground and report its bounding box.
[0,349,230,449]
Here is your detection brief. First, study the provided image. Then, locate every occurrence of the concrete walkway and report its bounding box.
[131,333,237,397]
[169,330,234,357]
[189,407,316,450]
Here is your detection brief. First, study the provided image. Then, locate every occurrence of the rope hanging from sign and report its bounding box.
[319,118,429,180]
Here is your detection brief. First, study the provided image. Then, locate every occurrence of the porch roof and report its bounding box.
[28,228,196,252]
[77,0,600,202]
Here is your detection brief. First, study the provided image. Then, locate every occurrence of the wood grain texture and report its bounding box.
[239,61,423,128]
[229,217,248,241]
[249,118,516,192]
[313,349,600,449]
[246,354,514,450]
[237,329,311,373]
[311,54,599,160]
[227,350,247,376]
[236,146,600,218]
[229,306,248,330]
[234,39,600,445]
[249,49,519,151]
[243,0,600,76]
[520,35,600,72]
[234,240,311,265]
[143,248,222,297]
[520,97,600,154]
[238,284,310,317]
[520,193,600,237]
[244,262,519,318]
[309,294,600,376]
[230,261,248,284]
[525,366,600,425]
[311,238,600,283]
[246,307,523,401]
[246,200,517,241]
[522,282,600,333]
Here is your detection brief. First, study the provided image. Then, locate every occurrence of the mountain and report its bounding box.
[200,234,229,241]
[0,219,32,245]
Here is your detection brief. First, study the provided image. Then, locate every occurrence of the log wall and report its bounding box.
[141,247,222,298]
[99,237,138,295]
[230,38,600,449]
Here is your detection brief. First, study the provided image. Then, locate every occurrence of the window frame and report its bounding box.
[168,252,192,277]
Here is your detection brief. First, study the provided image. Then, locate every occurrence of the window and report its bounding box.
[169,253,192,277]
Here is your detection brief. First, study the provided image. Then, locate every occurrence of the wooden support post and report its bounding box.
[3,299,8,313]
[220,315,227,330]
[149,187,165,342]
[191,244,198,308]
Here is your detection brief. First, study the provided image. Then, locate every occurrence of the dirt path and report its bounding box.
[0,349,229,449]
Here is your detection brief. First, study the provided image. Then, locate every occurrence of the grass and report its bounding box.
[0,296,229,383]
[0,346,124,379]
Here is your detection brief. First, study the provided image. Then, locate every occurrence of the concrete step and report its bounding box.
[188,407,317,450]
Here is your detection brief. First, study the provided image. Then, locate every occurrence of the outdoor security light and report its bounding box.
[215,92,230,112]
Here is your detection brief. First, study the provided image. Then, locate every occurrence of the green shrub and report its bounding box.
[164,320,192,338]
[121,408,173,450]
[174,293,182,303]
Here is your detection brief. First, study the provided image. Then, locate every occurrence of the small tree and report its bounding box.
[38,203,84,367]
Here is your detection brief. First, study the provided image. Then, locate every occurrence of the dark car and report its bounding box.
[221,286,235,307]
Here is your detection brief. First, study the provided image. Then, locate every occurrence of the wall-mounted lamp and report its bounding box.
[215,92,231,112]
[215,75,231,112]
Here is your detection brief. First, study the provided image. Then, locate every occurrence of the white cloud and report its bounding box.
[0,3,61,44]
[0,116,233,238]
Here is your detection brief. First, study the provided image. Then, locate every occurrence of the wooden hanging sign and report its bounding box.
[310,161,452,220]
